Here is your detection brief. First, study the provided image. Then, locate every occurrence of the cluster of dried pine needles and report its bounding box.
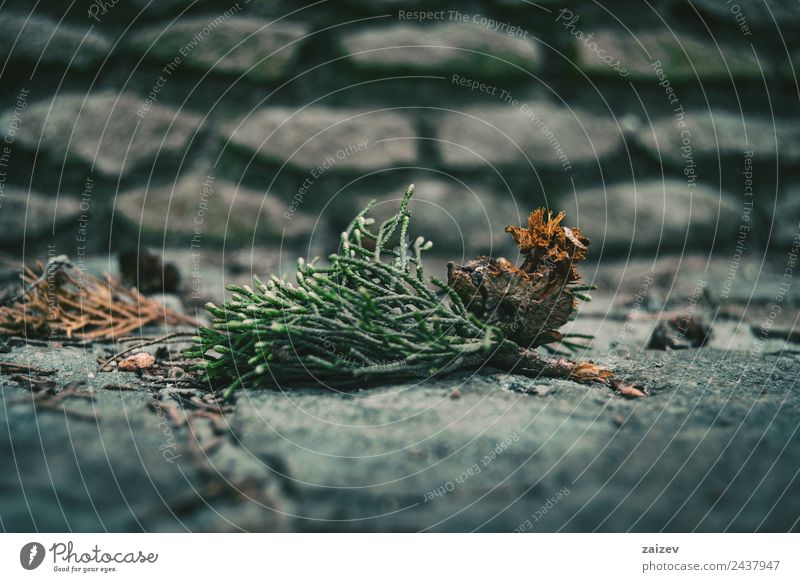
[0,256,195,341]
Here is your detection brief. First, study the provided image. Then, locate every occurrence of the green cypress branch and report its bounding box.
[188,184,621,399]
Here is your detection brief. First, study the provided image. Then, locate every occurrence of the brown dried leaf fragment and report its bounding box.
[609,378,647,398]
[448,207,640,397]
[569,361,615,384]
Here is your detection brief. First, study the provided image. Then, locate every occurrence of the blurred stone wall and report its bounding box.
[0,0,798,265]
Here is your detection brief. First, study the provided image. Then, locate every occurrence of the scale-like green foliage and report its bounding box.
[189,184,624,399]
[188,185,510,398]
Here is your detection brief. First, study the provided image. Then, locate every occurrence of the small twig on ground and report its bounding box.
[9,380,98,421]
[0,361,56,376]
[101,383,138,391]
[146,397,187,427]
[8,373,47,387]
[2,336,95,348]
[185,415,226,463]
[118,335,186,344]
[159,359,197,368]
[189,410,231,435]
[144,390,234,471]
[172,393,232,415]
[752,325,800,344]
[49,382,95,402]
[99,332,197,371]
[47,403,98,420]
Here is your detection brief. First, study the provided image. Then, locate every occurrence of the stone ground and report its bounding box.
[1,252,799,532]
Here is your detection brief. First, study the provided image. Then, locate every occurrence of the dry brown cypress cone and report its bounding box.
[448,208,632,392]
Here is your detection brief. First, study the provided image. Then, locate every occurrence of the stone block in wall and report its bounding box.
[130,0,202,16]
[434,104,621,169]
[775,186,800,249]
[693,0,800,31]
[130,17,308,81]
[334,0,437,9]
[339,22,540,77]
[636,110,800,167]
[224,107,417,171]
[0,11,112,70]
[0,93,201,177]
[561,179,739,253]
[0,186,80,246]
[116,174,314,245]
[493,0,562,5]
[574,29,761,81]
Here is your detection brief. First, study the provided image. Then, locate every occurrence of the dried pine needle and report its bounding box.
[0,257,195,341]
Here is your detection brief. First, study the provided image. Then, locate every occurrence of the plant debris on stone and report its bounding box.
[9,378,97,421]
[647,314,712,350]
[751,325,800,345]
[118,248,181,294]
[0,256,195,341]
[449,207,595,354]
[189,185,630,399]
